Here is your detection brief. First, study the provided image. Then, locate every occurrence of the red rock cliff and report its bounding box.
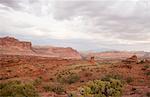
[0,36,82,59]
[0,36,33,55]
[33,46,82,59]
[0,36,32,50]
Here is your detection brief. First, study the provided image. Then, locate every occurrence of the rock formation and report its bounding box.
[122,55,138,64]
[0,36,32,50]
[0,36,82,59]
[89,56,95,64]
[83,51,148,60]
[33,46,82,59]
[0,36,33,55]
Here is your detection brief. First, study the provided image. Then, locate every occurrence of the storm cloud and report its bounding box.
[0,0,150,51]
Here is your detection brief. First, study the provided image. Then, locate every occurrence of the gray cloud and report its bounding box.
[53,0,115,20]
[0,0,21,10]
[0,0,150,51]
[52,0,150,42]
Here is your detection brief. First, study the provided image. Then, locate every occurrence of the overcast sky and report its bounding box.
[0,0,150,51]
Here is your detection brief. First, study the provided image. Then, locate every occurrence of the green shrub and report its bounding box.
[68,92,78,97]
[43,84,65,94]
[126,77,133,84]
[139,60,145,64]
[33,77,42,86]
[142,65,149,70]
[145,71,150,76]
[0,80,39,97]
[57,71,80,84]
[138,79,144,83]
[80,79,123,97]
[101,74,123,81]
[43,85,51,92]
[144,65,149,69]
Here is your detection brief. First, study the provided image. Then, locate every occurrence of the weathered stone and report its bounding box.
[0,36,82,59]
[122,55,138,64]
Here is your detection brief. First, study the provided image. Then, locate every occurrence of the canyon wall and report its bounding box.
[33,46,82,59]
[0,36,82,59]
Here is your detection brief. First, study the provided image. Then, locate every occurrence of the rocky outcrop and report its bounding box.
[0,36,34,55]
[89,56,95,64]
[33,46,82,59]
[0,36,82,59]
[0,36,32,49]
[122,55,138,64]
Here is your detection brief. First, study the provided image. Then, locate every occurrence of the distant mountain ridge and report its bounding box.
[33,46,82,59]
[1,36,149,60]
[0,36,82,59]
[82,51,150,60]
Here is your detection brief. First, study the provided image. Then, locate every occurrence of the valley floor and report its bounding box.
[0,55,150,97]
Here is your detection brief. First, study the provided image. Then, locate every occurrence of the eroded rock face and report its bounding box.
[0,36,35,56]
[33,46,82,59]
[0,36,82,59]
[122,55,138,64]
[0,36,32,51]
[89,56,95,64]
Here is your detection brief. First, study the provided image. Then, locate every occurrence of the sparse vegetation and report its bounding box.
[33,76,42,86]
[57,70,80,84]
[43,83,65,94]
[36,64,44,68]
[80,79,123,97]
[138,60,145,64]
[43,85,51,92]
[138,79,144,83]
[0,80,39,97]
[145,71,150,76]
[126,77,133,84]
[142,64,149,70]
[1,49,150,97]
[101,73,123,82]
[67,92,77,97]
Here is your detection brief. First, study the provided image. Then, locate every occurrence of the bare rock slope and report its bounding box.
[0,36,33,55]
[0,36,82,59]
[33,46,82,59]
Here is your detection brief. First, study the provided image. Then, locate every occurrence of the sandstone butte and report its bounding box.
[122,55,138,64]
[0,36,82,59]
